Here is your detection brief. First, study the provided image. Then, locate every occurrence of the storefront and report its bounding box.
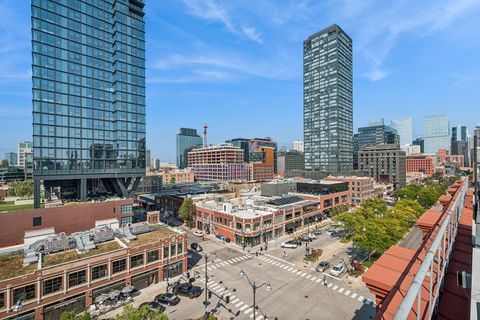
[132,269,158,290]
[285,221,301,234]
[43,294,86,320]
[92,280,126,301]
[163,261,183,280]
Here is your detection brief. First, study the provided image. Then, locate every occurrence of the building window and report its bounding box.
[13,284,36,303]
[163,246,169,259]
[177,242,183,255]
[170,244,177,256]
[0,291,4,309]
[130,254,144,268]
[43,276,62,296]
[121,216,132,225]
[68,270,86,288]
[147,250,159,263]
[91,264,108,281]
[236,222,242,230]
[121,205,133,214]
[33,216,42,227]
[112,259,126,274]
[263,219,272,227]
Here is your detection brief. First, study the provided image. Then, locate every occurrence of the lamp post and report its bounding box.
[11,300,22,319]
[239,269,272,320]
[191,243,216,319]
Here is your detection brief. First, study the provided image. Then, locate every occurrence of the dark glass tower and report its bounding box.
[32,0,146,207]
[303,24,353,175]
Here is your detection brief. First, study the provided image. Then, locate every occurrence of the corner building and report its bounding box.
[303,24,353,175]
[32,0,146,207]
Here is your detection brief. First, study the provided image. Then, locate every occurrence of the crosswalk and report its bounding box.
[199,254,252,272]
[257,255,375,307]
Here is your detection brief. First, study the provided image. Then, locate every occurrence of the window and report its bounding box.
[33,216,42,227]
[177,242,183,255]
[121,204,132,214]
[68,270,86,288]
[91,264,108,281]
[130,254,144,268]
[112,259,126,274]
[0,291,4,309]
[147,250,159,263]
[43,276,62,296]
[13,284,36,303]
[170,244,177,256]
[163,246,169,259]
[236,222,242,230]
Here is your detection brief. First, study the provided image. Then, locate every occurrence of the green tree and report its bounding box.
[115,304,168,320]
[179,197,196,228]
[16,180,34,198]
[1,159,8,168]
[329,205,349,217]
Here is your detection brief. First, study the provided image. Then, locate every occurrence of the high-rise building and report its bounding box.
[277,150,305,176]
[413,137,425,153]
[17,141,33,169]
[4,152,17,167]
[424,115,450,154]
[353,124,399,169]
[292,140,304,153]
[401,144,421,156]
[390,117,413,146]
[32,0,146,207]
[303,24,353,175]
[225,138,250,162]
[249,137,278,174]
[145,150,151,170]
[451,124,470,166]
[176,128,202,169]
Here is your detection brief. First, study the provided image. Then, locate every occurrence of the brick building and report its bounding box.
[324,176,375,206]
[158,169,195,185]
[406,154,435,177]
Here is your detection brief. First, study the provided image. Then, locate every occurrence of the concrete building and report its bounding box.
[176,128,202,169]
[401,144,421,156]
[324,176,375,206]
[145,150,151,170]
[151,158,160,171]
[17,141,32,169]
[292,140,304,153]
[358,144,406,189]
[277,151,305,177]
[159,169,195,185]
[225,138,250,162]
[424,115,450,154]
[4,152,17,167]
[304,24,353,175]
[354,124,399,169]
[406,154,435,177]
[188,145,249,182]
[451,124,470,166]
[390,117,413,146]
[413,137,425,153]
[32,1,146,208]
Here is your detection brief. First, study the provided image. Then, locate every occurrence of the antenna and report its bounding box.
[203,124,208,148]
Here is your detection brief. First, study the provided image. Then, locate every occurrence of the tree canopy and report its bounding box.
[60,304,169,320]
[7,180,34,198]
[179,197,196,228]
[1,160,8,168]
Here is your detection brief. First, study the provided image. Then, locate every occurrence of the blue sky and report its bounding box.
[1,0,480,162]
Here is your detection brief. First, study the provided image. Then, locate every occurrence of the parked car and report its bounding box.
[291,239,302,246]
[330,263,345,277]
[326,228,335,236]
[190,242,202,252]
[312,229,323,236]
[281,240,298,249]
[155,293,181,306]
[172,283,203,298]
[139,301,166,313]
[193,230,203,237]
[299,235,312,242]
[315,261,330,272]
[307,233,317,240]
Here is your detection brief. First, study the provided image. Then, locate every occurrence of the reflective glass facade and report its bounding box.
[424,115,450,154]
[303,24,353,175]
[390,117,413,146]
[176,128,202,169]
[32,0,146,178]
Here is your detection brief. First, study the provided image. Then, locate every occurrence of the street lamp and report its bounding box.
[239,269,272,320]
[191,243,216,319]
[11,300,22,319]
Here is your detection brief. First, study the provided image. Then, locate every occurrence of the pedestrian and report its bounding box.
[256,251,259,257]
[283,251,287,257]
[323,274,327,286]
[260,247,263,253]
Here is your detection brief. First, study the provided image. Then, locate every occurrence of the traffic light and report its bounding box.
[208,290,212,299]
[225,295,230,304]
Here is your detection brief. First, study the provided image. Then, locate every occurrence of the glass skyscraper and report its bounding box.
[390,117,413,146]
[303,24,353,175]
[176,128,202,169]
[32,0,146,207]
[353,124,399,169]
[424,115,450,154]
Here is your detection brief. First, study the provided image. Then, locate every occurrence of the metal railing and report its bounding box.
[393,178,468,320]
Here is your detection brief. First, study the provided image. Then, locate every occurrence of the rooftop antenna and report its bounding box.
[203,124,208,148]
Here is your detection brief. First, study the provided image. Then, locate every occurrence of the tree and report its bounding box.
[7,180,34,198]
[1,159,8,168]
[179,197,196,228]
[115,304,168,320]
[329,205,349,217]
[60,311,91,320]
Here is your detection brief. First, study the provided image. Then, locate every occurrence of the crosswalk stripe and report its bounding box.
[332,285,338,290]
[306,275,312,279]
[210,284,220,289]
[344,290,351,296]
[287,267,294,271]
[244,308,253,314]
[211,265,217,269]
[300,273,306,277]
[239,304,248,311]
[311,276,317,281]
[327,283,333,288]
[231,298,239,304]
[283,265,289,269]
[256,316,264,320]
[236,301,244,308]
[316,278,322,283]
[338,288,345,293]
[279,264,285,268]
[207,267,212,271]
[351,293,357,299]
[214,287,223,293]
[357,295,364,302]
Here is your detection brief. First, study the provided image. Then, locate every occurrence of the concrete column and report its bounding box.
[80,178,87,201]
[6,286,11,311]
[34,180,41,209]
[63,271,67,294]
[108,258,112,279]
[36,277,42,303]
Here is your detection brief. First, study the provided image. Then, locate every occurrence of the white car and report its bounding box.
[307,233,316,240]
[192,230,203,237]
[325,229,335,236]
[281,241,298,249]
[330,263,345,277]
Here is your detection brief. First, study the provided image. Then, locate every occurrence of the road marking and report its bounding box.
[332,285,339,290]
[351,293,357,299]
[311,276,317,281]
[213,287,223,293]
[278,264,285,268]
[300,273,307,277]
[210,284,220,290]
[338,288,345,293]
[220,262,228,267]
[357,295,364,302]
[294,270,301,275]
[256,316,264,320]
[316,278,321,283]
[306,274,312,279]
[327,283,333,288]
[272,262,280,266]
[211,265,217,270]
[283,265,289,270]
[287,267,294,271]
[207,267,212,271]
[264,253,296,266]
[231,298,239,304]
[244,307,253,314]
[344,290,351,296]
[239,304,248,311]
[236,301,244,308]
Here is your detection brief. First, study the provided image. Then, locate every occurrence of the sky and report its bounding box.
[1,0,480,162]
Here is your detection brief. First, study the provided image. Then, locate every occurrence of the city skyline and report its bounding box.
[0,0,479,162]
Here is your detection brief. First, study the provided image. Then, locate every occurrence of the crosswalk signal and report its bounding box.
[208,290,212,299]
[225,295,230,304]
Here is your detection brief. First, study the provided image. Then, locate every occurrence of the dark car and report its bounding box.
[154,292,181,306]
[315,261,330,272]
[291,239,302,245]
[139,301,166,313]
[300,235,313,242]
[173,282,203,298]
[312,229,323,236]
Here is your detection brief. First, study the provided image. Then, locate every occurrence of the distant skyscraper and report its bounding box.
[17,141,32,169]
[32,0,146,207]
[4,152,17,166]
[303,24,353,174]
[353,124,399,169]
[390,117,413,146]
[413,137,425,153]
[177,128,202,169]
[369,119,384,127]
[292,140,304,153]
[424,115,450,154]
[145,150,151,169]
[451,124,470,166]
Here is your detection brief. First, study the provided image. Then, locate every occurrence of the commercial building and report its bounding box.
[0,219,186,320]
[424,115,450,154]
[32,0,146,208]
[18,141,33,169]
[354,123,399,169]
[176,128,202,169]
[390,117,413,146]
[0,166,28,183]
[400,144,421,156]
[249,138,277,174]
[324,176,375,206]
[292,140,304,153]
[304,24,353,175]
[413,137,425,153]
[406,154,435,177]
[225,138,250,162]
[188,145,249,182]
[145,150,151,170]
[158,169,195,185]
[249,163,274,181]
[451,124,470,166]
[4,152,17,167]
[358,144,406,188]
[277,151,305,177]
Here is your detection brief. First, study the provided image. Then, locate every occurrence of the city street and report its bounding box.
[102,229,375,320]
